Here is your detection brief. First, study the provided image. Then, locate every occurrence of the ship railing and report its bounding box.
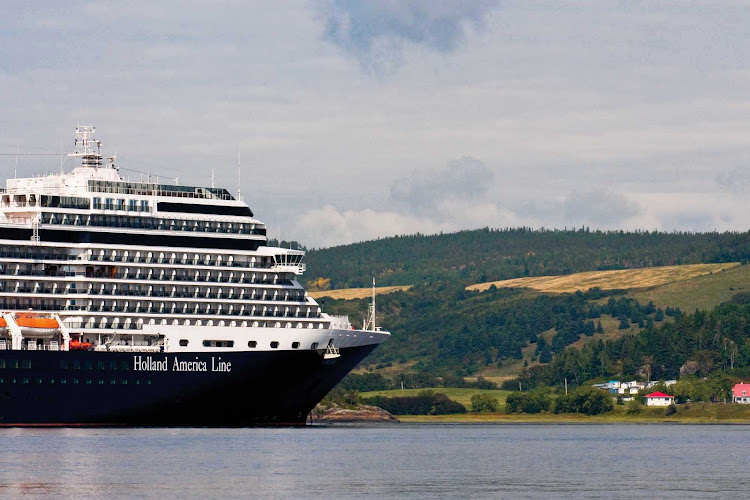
[94,344,162,352]
[270,263,306,275]
[21,343,62,351]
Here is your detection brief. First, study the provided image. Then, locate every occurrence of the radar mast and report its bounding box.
[68,125,103,169]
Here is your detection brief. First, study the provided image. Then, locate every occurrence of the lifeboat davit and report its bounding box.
[15,314,60,337]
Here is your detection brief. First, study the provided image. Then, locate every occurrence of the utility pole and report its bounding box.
[565,377,568,395]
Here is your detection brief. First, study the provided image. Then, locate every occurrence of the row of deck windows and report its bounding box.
[0,246,300,272]
[0,298,321,319]
[0,266,294,286]
[40,212,264,235]
[91,198,149,212]
[0,280,305,302]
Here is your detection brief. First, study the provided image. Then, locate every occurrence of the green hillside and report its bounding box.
[627,264,750,312]
[311,228,750,395]
[305,228,750,289]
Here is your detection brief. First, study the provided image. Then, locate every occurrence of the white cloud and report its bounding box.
[390,156,492,218]
[291,205,442,248]
[2,2,750,248]
[563,189,642,227]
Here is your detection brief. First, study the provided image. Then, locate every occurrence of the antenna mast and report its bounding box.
[372,278,376,331]
[364,278,378,331]
[68,125,103,168]
[237,146,242,201]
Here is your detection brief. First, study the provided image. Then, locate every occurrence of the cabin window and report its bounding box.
[202,340,235,348]
[292,342,300,349]
[179,339,189,347]
[248,341,257,348]
[311,343,319,350]
[270,341,279,349]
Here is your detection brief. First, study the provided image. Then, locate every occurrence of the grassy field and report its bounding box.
[467,262,740,294]
[396,402,750,423]
[360,387,512,409]
[309,285,411,300]
[628,263,750,311]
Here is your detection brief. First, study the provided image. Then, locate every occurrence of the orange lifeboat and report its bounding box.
[69,340,93,351]
[15,314,60,337]
[0,317,6,335]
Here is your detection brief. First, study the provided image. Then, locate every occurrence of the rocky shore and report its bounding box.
[311,403,399,423]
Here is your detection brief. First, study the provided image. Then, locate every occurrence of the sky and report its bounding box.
[1,0,749,248]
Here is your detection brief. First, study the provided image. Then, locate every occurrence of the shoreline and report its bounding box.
[395,409,750,424]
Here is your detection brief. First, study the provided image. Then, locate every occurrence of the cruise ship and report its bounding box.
[0,126,389,425]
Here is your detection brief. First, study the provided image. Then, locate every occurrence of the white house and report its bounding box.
[645,392,675,407]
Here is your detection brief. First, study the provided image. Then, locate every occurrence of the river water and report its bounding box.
[1,424,748,499]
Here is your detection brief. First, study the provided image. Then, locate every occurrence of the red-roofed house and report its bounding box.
[733,384,750,404]
[645,392,674,407]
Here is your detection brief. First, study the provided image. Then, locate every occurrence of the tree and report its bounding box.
[654,308,664,322]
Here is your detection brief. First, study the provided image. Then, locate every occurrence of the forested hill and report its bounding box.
[304,228,750,289]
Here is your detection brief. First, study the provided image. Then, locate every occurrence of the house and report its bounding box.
[618,381,646,395]
[733,384,750,404]
[645,392,675,407]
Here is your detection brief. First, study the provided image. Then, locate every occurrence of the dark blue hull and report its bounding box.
[0,345,377,426]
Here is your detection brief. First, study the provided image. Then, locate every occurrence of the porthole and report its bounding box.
[292,342,300,349]
[311,343,319,349]
[248,341,257,348]
[179,339,189,347]
[270,341,279,349]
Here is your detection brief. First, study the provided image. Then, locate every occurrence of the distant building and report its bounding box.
[645,392,674,407]
[647,380,677,389]
[733,384,750,404]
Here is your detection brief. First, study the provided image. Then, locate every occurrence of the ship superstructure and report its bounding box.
[0,126,388,425]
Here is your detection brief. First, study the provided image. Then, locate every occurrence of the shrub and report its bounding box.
[430,393,467,415]
[553,387,614,415]
[471,393,500,413]
[625,399,643,415]
[505,390,551,414]
[363,392,466,415]
[665,403,678,416]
